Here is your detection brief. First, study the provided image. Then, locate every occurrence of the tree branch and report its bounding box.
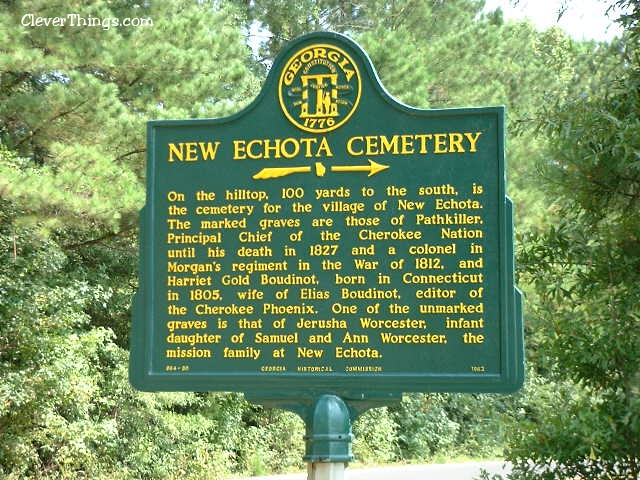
[15,100,88,148]
[116,148,146,162]
[62,226,135,250]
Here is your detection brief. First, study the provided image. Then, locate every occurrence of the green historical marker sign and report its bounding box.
[130,32,524,397]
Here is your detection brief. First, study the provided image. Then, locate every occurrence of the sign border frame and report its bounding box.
[129,32,524,395]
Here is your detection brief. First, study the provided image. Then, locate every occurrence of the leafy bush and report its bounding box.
[235,405,305,475]
[391,394,460,460]
[353,406,399,464]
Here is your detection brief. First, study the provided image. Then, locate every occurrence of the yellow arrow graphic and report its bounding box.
[252,162,326,180]
[331,159,389,177]
[252,160,388,180]
[252,166,311,179]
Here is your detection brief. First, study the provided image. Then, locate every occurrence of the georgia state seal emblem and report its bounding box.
[278,43,361,133]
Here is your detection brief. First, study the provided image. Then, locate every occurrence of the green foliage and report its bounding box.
[353,407,399,464]
[0,213,117,478]
[0,0,257,231]
[391,393,513,461]
[235,405,305,475]
[0,211,238,479]
[0,1,261,478]
[504,372,640,480]
[504,1,640,478]
[393,394,459,459]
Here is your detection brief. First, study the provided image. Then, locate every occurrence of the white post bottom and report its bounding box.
[307,462,346,480]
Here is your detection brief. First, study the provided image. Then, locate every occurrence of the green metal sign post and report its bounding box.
[130,31,524,477]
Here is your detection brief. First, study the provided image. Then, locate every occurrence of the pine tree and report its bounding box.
[1,0,256,231]
[0,1,258,477]
[511,1,640,477]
